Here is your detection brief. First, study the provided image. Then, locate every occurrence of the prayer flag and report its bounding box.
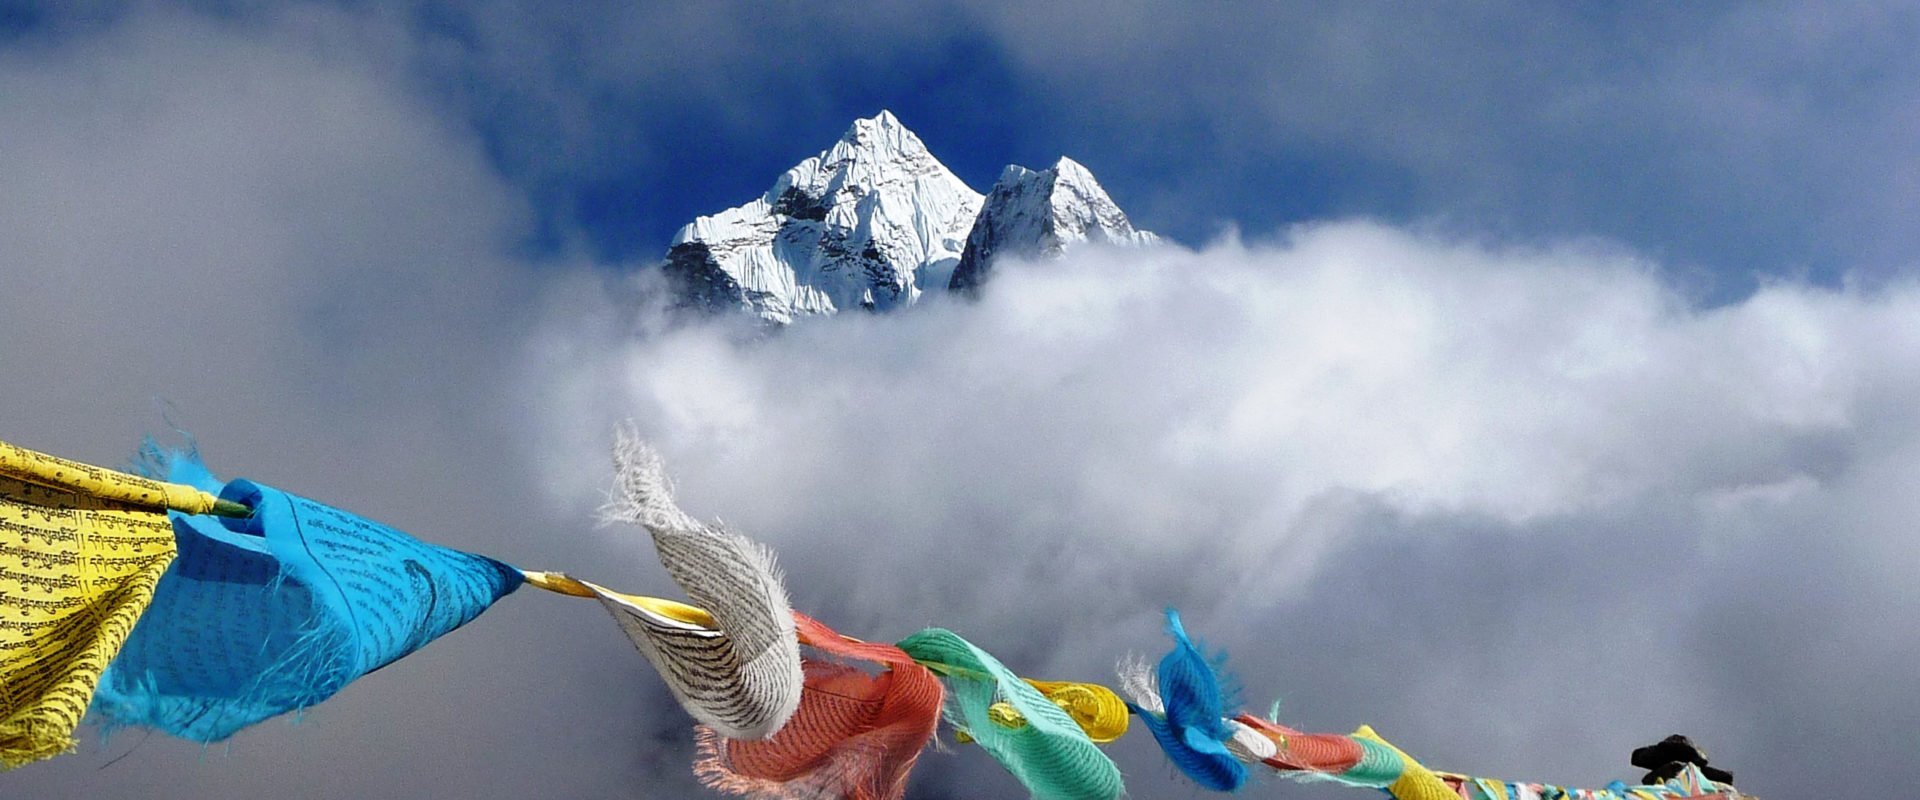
[895,628,1123,800]
[0,440,195,769]
[1116,609,1246,791]
[89,450,521,742]
[1020,679,1128,744]
[587,430,803,740]
[693,612,943,800]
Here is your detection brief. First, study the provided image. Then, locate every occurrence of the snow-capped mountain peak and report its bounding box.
[661,113,1155,322]
[947,156,1158,294]
[665,111,983,323]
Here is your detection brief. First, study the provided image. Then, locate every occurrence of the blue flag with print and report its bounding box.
[90,449,521,741]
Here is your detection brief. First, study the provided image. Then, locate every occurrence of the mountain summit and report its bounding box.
[947,157,1157,296]
[663,111,1154,323]
[663,111,981,324]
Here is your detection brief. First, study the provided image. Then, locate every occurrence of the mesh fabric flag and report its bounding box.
[0,440,224,769]
[89,449,521,741]
[1349,725,1458,800]
[1116,608,1247,791]
[693,611,943,800]
[1020,680,1128,744]
[584,430,803,740]
[1121,668,1282,782]
[1229,713,1364,775]
[895,628,1123,800]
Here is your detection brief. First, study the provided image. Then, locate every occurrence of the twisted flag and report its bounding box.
[895,628,1123,800]
[1116,608,1247,792]
[1018,680,1128,745]
[577,429,803,740]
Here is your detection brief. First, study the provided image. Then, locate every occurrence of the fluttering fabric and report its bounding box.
[1233,714,1745,800]
[955,681,1128,745]
[89,449,522,741]
[1230,713,1364,775]
[591,429,802,740]
[0,441,199,768]
[1437,764,1744,800]
[1021,680,1128,744]
[1115,608,1247,792]
[0,436,1758,800]
[1352,725,1455,800]
[895,628,1123,800]
[692,611,943,800]
[1123,676,1283,778]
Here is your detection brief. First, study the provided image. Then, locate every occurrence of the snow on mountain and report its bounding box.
[661,111,1155,322]
[947,157,1159,295]
[663,111,983,324]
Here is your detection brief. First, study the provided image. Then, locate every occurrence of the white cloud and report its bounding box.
[540,223,1911,528]
[530,224,1920,797]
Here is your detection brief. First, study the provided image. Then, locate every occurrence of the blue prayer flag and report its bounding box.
[1125,609,1248,792]
[90,451,521,741]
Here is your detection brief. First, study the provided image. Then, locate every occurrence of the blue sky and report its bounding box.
[12,2,1917,291]
[4,4,1919,800]
[429,1,1915,296]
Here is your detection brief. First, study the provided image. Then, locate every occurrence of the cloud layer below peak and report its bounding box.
[530,225,1920,799]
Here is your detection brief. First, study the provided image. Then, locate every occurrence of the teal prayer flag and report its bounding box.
[896,628,1123,800]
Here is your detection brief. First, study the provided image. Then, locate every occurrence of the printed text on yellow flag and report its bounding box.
[0,441,182,770]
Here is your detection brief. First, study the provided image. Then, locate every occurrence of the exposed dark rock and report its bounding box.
[662,241,747,314]
[771,185,828,221]
[947,167,1053,296]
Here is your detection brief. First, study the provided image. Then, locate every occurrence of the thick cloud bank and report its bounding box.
[533,226,1920,799]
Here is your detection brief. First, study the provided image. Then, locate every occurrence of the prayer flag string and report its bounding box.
[0,435,1753,799]
[1123,609,1750,800]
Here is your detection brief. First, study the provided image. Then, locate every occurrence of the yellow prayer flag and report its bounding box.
[0,441,184,770]
[1024,679,1130,743]
[1353,725,1459,800]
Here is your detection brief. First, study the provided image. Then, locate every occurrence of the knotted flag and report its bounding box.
[1020,679,1128,745]
[89,448,522,741]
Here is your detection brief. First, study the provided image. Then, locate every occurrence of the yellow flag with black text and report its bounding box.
[0,440,209,769]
